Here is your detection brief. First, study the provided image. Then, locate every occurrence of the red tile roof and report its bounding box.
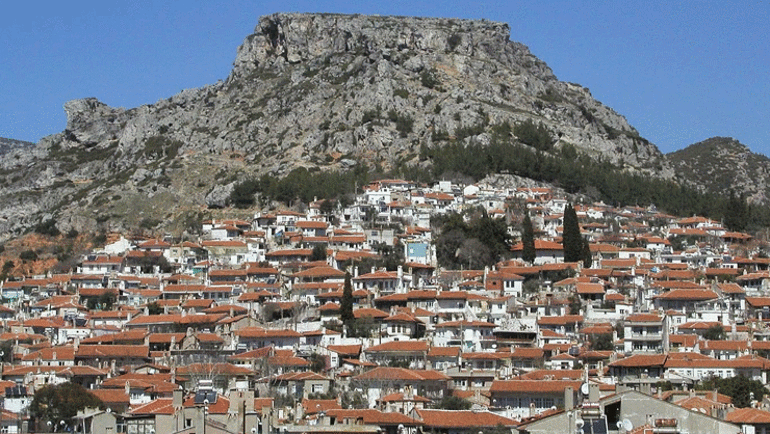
[365,340,428,353]
[353,367,449,381]
[609,354,668,368]
[415,409,517,429]
[725,407,770,424]
[327,409,422,426]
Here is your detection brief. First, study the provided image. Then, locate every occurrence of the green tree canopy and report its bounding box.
[340,272,354,325]
[521,212,536,264]
[581,237,593,268]
[562,204,582,263]
[433,211,510,269]
[697,375,766,408]
[146,301,163,315]
[30,383,104,430]
[703,324,726,341]
[435,395,473,410]
[311,244,328,261]
[589,333,614,351]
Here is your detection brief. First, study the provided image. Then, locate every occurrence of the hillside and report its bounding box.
[0,137,33,156]
[667,137,770,204]
[0,13,670,241]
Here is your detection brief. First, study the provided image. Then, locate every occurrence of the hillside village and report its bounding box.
[2,178,770,434]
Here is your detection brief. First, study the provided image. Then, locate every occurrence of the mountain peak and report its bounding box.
[0,12,667,240]
[232,13,520,78]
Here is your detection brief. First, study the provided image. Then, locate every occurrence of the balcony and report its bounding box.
[628,333,662,341]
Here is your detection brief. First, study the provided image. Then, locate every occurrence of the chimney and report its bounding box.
[589,383,600,402]
[564,386,574,410]
[173,389,183,409]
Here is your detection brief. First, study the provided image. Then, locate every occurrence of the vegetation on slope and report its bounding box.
[233,123,767,234]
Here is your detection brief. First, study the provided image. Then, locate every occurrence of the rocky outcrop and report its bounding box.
[0,137,34,157]
[0,12,672,241]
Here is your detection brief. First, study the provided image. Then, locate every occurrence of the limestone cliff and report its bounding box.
[0,13,668,241]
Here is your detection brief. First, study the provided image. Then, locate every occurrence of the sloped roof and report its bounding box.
[353,367,449,381]
[415,409,518,428]
[365,340,428,353]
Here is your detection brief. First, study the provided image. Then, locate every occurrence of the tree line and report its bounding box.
[422,124,767,232]
[228,120,768,233]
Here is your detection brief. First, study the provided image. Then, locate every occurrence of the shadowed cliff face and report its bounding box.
[0,12,666,241]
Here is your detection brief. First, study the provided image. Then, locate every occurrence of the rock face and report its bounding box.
[0,12,670,241]
[0,137,34,157]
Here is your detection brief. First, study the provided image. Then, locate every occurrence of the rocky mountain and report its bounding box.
[0,137,33,156]
[0,13,671,241]
[667,137,770,204]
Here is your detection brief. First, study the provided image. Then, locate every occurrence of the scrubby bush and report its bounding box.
[420,69,440,89]
[19,250,38,261]
[35,219,60,237]
[447,33,462,51]
[388,110,413,137]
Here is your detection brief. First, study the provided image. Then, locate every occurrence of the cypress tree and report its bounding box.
[563,203,582,263]
[581,237,593,268]
[340,271,354,324]
[521,213,536,264]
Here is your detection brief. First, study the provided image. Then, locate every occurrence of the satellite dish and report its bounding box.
[622,419,634,431]
[576,419,585,429]
[580,383,590,396]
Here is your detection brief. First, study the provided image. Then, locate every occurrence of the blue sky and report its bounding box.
[2,1,768,155]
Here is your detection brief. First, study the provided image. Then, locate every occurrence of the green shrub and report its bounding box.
[393,88,409,99]
[447,33,462,51]
[361,108,380,124]
[144,135,183,159]
[35,219,61,237]
[387,110,414,138]
[229,179,260,209]
[420,69,440,89]
[19,250,38,261]
[538,87,563,103]
[514,119,553,151]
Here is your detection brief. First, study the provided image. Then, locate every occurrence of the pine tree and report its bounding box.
[521,212,536,264]
[724,191,749,232]
[563,203,582,263]
[340,271,354,324]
